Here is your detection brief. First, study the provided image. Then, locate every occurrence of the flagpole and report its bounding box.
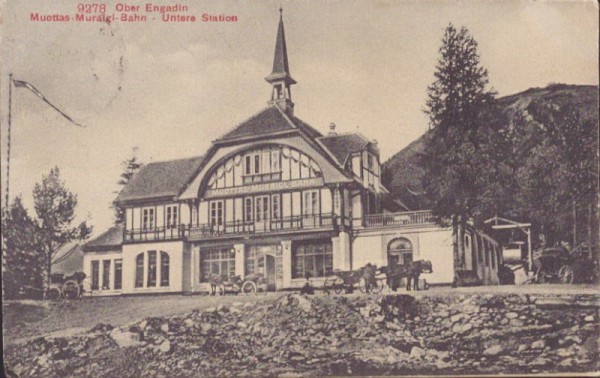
[6,73,12,207]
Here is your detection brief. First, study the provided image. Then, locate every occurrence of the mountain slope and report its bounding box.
[382,84,599,210]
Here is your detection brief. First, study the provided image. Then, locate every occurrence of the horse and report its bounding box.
[381,260,433,291]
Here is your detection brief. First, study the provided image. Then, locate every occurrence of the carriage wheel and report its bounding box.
[46,287,62,301]
[358,278,368,293]
[323,278,335,294]
[62,280,80,299]
[242,281,257,295]
[558,265,574,284]
[330,278,344,294]
[370,279,385,294]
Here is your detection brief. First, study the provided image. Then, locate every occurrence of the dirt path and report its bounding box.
[3,293,284,345]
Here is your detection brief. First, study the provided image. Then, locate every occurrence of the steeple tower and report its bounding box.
[265,7,296,115]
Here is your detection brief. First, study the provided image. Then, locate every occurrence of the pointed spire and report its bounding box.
[265,7,296,85]
[265,7,296,115]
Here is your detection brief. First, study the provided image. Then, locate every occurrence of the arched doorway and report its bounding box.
[387,238,413,267]
[246,245,280,291]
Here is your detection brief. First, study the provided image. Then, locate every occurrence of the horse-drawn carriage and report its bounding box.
[531,244,596,284]
[323,267,386,294]
[381,260,433,291]
[45,272,87,301]
[323,260,433,293]
[213,273,268,295]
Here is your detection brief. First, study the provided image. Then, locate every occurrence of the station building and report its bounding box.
[83,13,502,295]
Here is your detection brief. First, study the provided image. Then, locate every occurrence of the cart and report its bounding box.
[324,268,385,294]
[45,272,87,301]
[217,273,268,295]
[532,246,574,284]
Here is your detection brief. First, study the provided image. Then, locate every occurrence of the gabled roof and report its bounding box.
[317,133,370,166]
[291,115,323,139]
[114,156,204,204]
[52,242,84,274]
[215,106,297,142]
[83,224,124,252]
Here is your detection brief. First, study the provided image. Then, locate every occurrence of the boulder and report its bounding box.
[110,328,143,348]
[410,346,426,359]
[159,340,171,353]
[531,340,546,349]
[483,344,504,356]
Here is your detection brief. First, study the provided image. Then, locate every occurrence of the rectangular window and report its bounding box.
[166,205,178,229]
[114,259,122,290]
[200,247,235,282]
[245,247,257,276]
[91,260,99,290]
[245,197,253,222]
[147,250,157,287]
[254,154,260,174]
[271,150,280,172]
[272,194,280,220]
[292,240,333,279]
[255,195,269,222]
[210,201,223,226]
[245,155,251,175]
[142,208,155,230]
[160,252,169,287]
[256,197,263,222]
[303,191,319,216]
[135,254,144,288]
[102,260,111,290]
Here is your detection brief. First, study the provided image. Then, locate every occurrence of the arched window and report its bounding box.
[388,238,413,266]
[135,253,144,288]
[134,251,170,288]
[147,250,157,287]
[160,252,170,287]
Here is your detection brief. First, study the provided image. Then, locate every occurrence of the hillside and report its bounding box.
[382,84,599,210]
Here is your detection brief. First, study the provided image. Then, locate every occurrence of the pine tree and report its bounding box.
[421,24,496,279]
[2,197,44,299]
[113,147,142,225]
[33,167,92,291]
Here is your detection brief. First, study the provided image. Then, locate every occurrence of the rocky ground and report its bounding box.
[4,292,599,377]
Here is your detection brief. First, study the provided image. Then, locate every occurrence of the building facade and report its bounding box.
[83,13,501,295]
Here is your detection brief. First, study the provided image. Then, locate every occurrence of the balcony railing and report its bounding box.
[122,211,436,243]
[187,213,336,240]
[363,210,435,228]
[124,225,186,243]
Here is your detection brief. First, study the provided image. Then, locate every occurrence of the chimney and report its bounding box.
[329,123,337,136]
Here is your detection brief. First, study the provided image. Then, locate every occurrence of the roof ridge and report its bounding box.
[318,131,367,139]
[274,105,299,129]
[214,106,288,142]
[144,155,204,166]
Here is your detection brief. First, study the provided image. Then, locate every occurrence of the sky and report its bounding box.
[0,0,598,237]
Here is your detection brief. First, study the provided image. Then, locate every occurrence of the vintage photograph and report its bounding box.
[1,0,598,376]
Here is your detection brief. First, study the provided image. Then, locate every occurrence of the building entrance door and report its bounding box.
[247,244,281,291]
[387,237,413,267]
[257,254,276,291]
